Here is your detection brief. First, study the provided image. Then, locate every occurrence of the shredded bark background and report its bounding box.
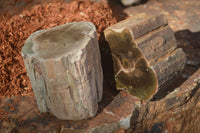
[0,0,117,96]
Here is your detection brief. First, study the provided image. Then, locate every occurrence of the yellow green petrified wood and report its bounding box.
[104,13,186,101]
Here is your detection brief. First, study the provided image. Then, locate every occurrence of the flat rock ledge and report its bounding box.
[21,22,103,120]
[0,68,199,133]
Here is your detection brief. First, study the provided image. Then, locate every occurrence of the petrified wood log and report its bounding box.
[22,22,103,120]
[104,14,186,100]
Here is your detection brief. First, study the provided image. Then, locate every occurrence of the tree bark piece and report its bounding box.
[22,22,103,120]
[104,14,186,101]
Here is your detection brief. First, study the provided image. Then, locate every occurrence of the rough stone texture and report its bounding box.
[104,14,186,101]
[0,0,200,132]
[0,68,199,133]
[128,68,200,133]
[21,22,103,120]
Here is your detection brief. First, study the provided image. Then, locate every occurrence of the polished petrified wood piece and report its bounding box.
[104,14,186,100]
[22,22,103,120]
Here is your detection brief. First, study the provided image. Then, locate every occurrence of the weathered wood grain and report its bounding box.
[104,14,186,100]
[22,22,103,120]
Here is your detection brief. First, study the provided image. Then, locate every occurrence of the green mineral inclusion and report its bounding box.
[105,29,157,100]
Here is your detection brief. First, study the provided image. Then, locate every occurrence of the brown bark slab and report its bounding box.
[104,14,186,100]
[21,22,103,120]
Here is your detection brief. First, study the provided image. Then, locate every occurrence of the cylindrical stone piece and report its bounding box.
[22,22,103,120]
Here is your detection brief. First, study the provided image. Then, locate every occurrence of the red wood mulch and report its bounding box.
[0,0,117,96]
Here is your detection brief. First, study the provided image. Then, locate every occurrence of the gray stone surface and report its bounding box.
[21,22,103,120]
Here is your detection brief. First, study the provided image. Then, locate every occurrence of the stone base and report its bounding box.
[0,69,200,133]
